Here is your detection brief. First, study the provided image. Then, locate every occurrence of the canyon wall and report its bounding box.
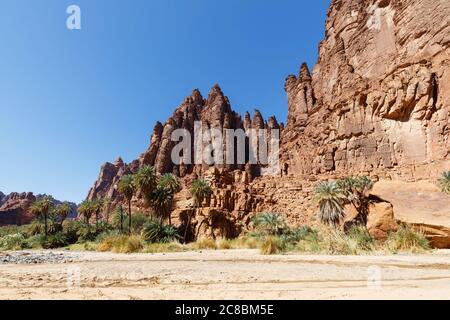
[282,0,450,179]
[86,0,450,242]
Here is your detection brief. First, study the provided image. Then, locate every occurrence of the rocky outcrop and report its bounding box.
[372,180,450,248]
[0,192,5,207]
[281,0,450,178]
[0,193,77,226]
[0,192,36,225]
[87,85,280,204]
[86,0,449,246]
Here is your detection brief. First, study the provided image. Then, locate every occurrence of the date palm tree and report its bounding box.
[184,179,212,243]
[160,173,182,195]
[134,165,157,208]
[92,198,104,224]
[314,181,346,227]
[438,171,450,194]
[56,201,72,223]
[159,173,181,225]
[29,196,54,237]
[252,212,286,236]
[102,197,112,223]
[150,185,174,225]
[118,175,135,235]
[78,200,94,225]
[337,176,374,225]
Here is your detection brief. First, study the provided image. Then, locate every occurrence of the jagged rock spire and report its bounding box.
[285,62,315,130]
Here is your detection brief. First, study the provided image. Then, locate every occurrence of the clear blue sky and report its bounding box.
[0,0,330,203]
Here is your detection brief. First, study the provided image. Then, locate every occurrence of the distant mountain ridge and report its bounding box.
[0,191,77,226]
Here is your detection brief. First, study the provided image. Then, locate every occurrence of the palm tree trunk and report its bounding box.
[183,209,194,244]
[44,213,48,237]
[128,200,132,235]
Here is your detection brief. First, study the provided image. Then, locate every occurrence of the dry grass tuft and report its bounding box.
[260,236,283,255]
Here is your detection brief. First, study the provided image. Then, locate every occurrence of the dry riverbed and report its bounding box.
[0,249,449,300]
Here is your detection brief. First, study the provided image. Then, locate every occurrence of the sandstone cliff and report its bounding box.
[87,85,280,208]
[282,0,450,179]
[86,0,450,245]
[0,192,77,226]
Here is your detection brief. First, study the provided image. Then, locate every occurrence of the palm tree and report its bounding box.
[252,212,286,235]
[118,175,135,235]
[102,197,112,223]
[78,200,94,225]
[150,185,174,225]
[29,196,54,237]
[159,173,181,195]
[337,176,374,225]
[113,205,125,233]
[159,173,181,226]
[56,202,72,223]
[184,179,212,243]
[134,165,157,207]
[314,181,346,226]
[438,171,450,194]
[92,198,104,224]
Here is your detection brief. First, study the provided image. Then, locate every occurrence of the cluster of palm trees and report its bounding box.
[314,176,374,227]
[117,165,182,234]
[77,198,110,225]
[29,197,72,237]
[117,166,213,242]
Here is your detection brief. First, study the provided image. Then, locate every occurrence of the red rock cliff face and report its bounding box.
[87,85,279,205]
[282,0,450,178]
[86,0,449,241]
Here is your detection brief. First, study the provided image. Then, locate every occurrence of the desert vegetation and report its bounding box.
[0,173,432,256]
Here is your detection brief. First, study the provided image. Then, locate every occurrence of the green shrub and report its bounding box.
[24,235,45,249]
[41,232,68,249]
[296,232,323,253]
[141,220,181,244]
[252,212,286,236]
[74,221,112,243]
[141,220,163,243]
[346,225,375,251]
[112,211,151,234]
[386,225,430,253]
[0,233,29,251]
[279,226,318,250]
[47,218,62,235]
[26,220,45,237]
[62,220,82,244]
[160,225,181,243]
[129,213,151,233]
[0,225,26,238]
[95,229,121,243]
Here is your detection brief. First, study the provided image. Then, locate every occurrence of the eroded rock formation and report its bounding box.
[87,85,280,208]
[0,192,77,226]
[281,0,450,178]
[87,0,450,246]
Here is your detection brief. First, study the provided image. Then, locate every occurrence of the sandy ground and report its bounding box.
[1,249,450,300]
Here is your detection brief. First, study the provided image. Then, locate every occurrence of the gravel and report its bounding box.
[0,251,78,265]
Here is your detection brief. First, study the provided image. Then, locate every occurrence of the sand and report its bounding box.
[0,249,450,300]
